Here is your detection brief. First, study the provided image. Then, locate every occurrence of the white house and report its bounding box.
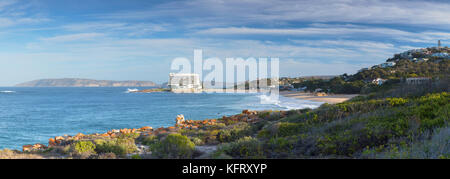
[432,52,449,58]
[358,67,370,73]
[380,62,396,68]
[372,78,387,85]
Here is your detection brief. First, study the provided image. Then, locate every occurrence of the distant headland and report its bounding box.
[15,78,159,87]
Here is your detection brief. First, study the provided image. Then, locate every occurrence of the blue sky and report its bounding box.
[0,0,450,86]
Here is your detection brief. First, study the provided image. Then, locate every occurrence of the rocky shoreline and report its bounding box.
[8,109,270,159]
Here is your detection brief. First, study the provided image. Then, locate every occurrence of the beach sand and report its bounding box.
[280,91,358,104]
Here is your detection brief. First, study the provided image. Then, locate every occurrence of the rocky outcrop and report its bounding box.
[21,109,269,154]
[15,78,158,87]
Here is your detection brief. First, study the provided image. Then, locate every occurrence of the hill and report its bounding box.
[287,47,449,94]
[15,78,158,87]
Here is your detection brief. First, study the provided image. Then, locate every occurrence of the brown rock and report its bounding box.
[140,126,152,131]
[168,126,176,131]
[32,143,47,150]
[22,145,33,152]
[48,138,56,146]
[55,136,65,141]
[176,114,185,125]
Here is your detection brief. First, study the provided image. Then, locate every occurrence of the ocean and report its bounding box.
[0,87,322,150]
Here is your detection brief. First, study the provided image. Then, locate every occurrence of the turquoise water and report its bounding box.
[0,87,322,150]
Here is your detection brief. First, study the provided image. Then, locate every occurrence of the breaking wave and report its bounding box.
[258,94,323,110]
[0,91,16,93]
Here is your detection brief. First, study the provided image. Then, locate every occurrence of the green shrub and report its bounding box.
[267,137,295,154]
[219,136,264,159]
[217,123,252,143]
[95,138,137,156]
[130,154,142,159]
[275,122,303,137]
[74,141,96,155]
[190,137,204,146]
[141,135,159,146]
[151,133,195,159]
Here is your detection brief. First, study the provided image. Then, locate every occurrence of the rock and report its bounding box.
[101,133,110,137]
[243,109,257,115]
[32,143,47,150]
[140,126,152,131]
[48,138,57,146]
[112,129,120,133]
[22,145,33,152]
[176,114,185,125]
[120,128,129,134]
[55,136,64,141]
[168,126,176,131]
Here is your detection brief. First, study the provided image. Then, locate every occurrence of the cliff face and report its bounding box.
[15,78,158,87]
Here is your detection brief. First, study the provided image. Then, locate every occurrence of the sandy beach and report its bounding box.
[280,91,358,104]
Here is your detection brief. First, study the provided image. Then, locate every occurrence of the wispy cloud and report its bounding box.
[0,0,50,28]
[95,0,450,28]
[195,26,413,36]
[62,22,168,36]
[40,33,105,42]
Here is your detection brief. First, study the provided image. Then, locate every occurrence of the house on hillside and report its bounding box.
[358,67,370,73]
[279,84,294,90]
[380,62,396,68]
[406,77,431,85]
[372,78,387,85]
[416,58,429,63]
[432,52,449,58]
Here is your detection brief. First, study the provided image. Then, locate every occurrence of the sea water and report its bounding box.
[0,87,322,150]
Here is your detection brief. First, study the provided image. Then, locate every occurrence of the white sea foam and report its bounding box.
[258,94,323,110]
[124,88,139,93]
[0,90,16,93]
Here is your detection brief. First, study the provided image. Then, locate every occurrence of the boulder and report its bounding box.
[140,126,152,131]
[55,136,65,141]
[22,145,33,152]
[48,138,57,146]
[32,143,47,150]
[112,129,120,133]
[168,126,176,131]
[176,114,185,125]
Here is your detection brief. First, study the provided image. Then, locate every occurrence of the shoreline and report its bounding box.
[280,91,358,104]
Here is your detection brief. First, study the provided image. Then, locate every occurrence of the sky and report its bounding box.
[0,0,449,86]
